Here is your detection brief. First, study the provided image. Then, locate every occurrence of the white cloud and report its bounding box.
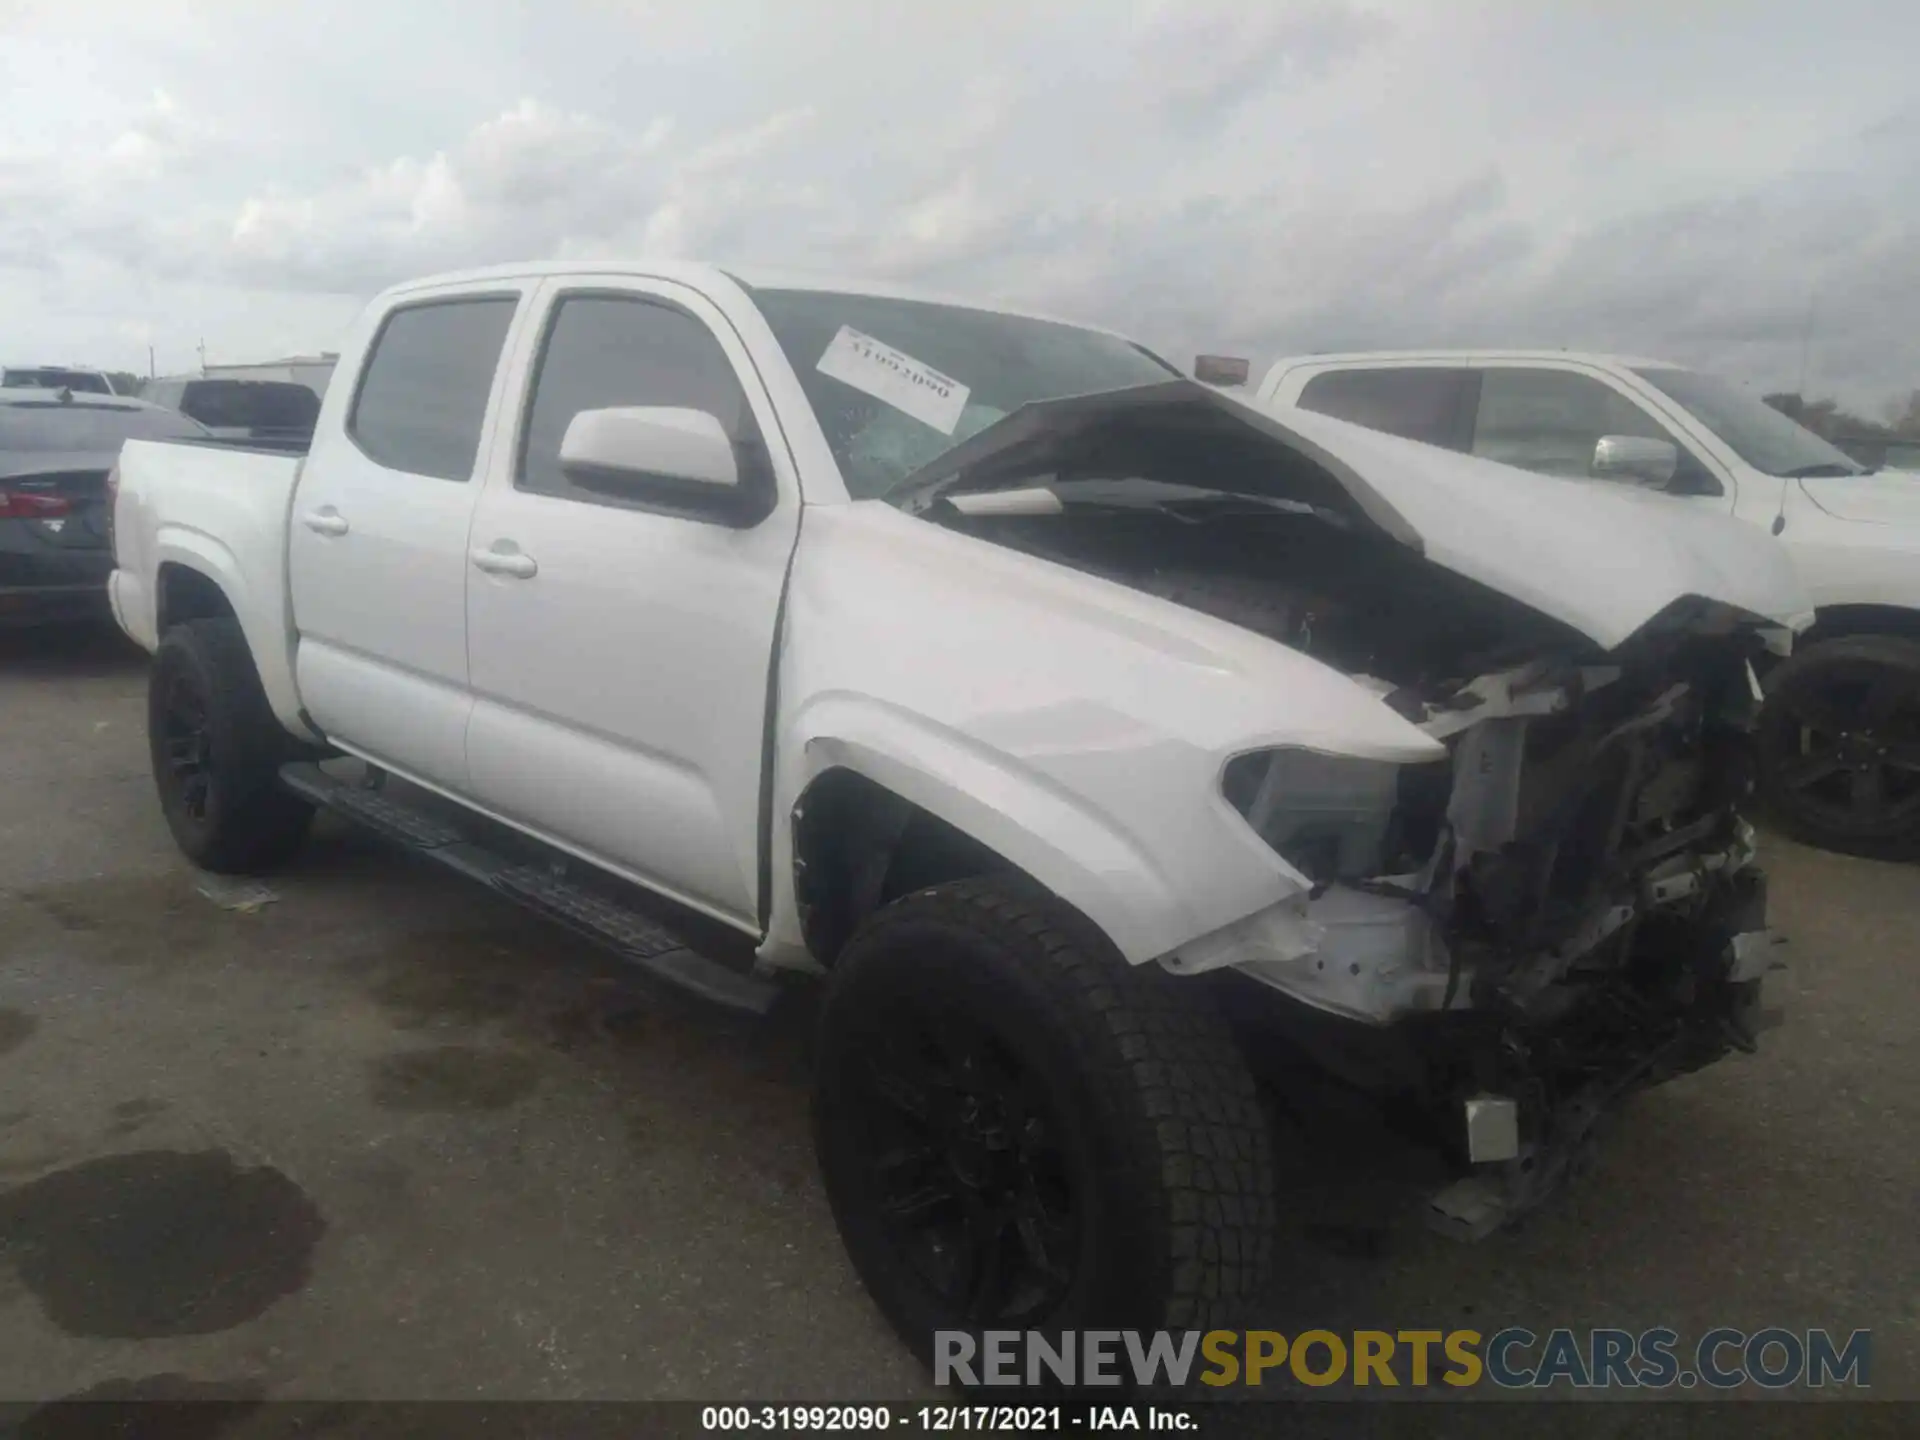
[0,0,1917,410]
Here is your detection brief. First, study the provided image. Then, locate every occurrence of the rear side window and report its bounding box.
[1295,368,1474,448]
[517,292,766,506]
[348,297,517,480]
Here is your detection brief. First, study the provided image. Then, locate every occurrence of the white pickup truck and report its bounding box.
[1260,351,1920,859]
[111,264,1806,1363]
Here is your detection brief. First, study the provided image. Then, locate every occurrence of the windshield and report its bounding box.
[1632,367,1865,477]
[0,402,207,452]
[3,368,113,395]
[750,288,1178,499]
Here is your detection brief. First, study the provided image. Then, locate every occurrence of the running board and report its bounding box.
[279,761,778,1015]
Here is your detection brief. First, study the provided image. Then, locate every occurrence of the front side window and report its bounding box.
[348,296,517,481]
[1295,368,1475,448]
[1472,368,1713,490]
[518,293,764,506]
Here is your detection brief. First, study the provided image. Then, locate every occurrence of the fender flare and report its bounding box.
[152,527,307,736]
[772,693,1262,966]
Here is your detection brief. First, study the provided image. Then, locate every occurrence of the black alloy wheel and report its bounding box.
[147,617,314,872]
[1759,634,1920,858]
[159,668,217,826]
[855,1005,1081,1327]
[813,878,1277,1375]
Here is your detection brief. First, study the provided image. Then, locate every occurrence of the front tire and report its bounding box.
[1757,634,1920,860]
[812,878,1276,1372]
[148,618,313,873]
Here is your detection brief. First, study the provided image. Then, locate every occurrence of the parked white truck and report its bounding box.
[111,264,1806,1363]
[1260,352,1920,859]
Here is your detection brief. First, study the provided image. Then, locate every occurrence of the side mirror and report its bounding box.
[1591,434,1678,489]
[559,406,739,493]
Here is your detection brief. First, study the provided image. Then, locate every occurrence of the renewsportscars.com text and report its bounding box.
[934,1327,1871,1390]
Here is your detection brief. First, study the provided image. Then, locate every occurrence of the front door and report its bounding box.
[288,288,525,793]
[1464,365,1732,510]
[463,278,802,930]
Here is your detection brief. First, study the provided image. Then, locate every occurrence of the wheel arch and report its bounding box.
[778,721,1198,971]
[1804,603,1920,648]
[791,767,1021,967]
[156,558,238,633]
[150,530,309,739]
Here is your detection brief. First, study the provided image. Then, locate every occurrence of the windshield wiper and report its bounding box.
[1780,463,1864,479]
[939,476,1349,526]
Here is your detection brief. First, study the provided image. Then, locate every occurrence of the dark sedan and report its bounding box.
[1,389,209,629]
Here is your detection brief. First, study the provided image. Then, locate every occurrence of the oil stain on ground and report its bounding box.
[17,1375,263,1440]
[106,1097,169,1137]
[0,1008,37,1057]
[365,957,528,1032]
[0,1149,325,1339]
[2,875,229,969]
[368,1045,542,1112]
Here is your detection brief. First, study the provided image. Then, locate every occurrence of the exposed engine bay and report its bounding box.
[937,489,1786,1234]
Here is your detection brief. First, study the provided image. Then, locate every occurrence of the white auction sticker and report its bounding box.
[815,326,971,435]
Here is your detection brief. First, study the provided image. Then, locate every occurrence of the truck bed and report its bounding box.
[172,433,313,457]
[108,437,309,733]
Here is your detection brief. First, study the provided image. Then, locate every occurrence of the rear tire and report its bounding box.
[1757,633,1920,860]
[148,618,313,873]
[812,877,1276,1376]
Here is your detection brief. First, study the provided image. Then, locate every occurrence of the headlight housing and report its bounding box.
[1223,747,1443,883]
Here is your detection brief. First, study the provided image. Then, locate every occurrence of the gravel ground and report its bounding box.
[0,622,1912,1417]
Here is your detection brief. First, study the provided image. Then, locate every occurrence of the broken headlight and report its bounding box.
[1223,748,1444,884]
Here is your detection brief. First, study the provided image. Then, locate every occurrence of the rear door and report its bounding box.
[288,284,529,794]
[462,277,801,929]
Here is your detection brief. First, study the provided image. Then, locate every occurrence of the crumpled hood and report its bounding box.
[896,379,1809,652]
[1798,471,1920,526]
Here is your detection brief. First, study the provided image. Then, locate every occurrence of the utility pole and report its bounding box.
[1795,283,1819,400]
[148,344,155,380]
[197,337,207,376]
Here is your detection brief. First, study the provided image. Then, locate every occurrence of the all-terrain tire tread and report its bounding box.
[151,618,312,873]
[839,876,1277,1332]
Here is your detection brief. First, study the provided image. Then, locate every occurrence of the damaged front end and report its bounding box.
[899,379,1806,1238]
[1181,603,1789,1238]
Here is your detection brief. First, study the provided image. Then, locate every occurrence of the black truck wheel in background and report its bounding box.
[813,877,1276,1372]
[148,617,314,873]
[1758,633,1920,860]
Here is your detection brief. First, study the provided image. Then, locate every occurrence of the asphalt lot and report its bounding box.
[0,622,1914,1409]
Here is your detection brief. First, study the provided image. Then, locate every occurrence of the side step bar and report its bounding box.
[279,761,779,1015]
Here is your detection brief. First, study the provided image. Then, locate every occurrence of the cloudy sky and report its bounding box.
[3,0,1917,411]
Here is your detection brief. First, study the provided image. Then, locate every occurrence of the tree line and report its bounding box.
[1763,388,1920,443]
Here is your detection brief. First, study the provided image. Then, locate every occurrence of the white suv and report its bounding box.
[1260,351,1920,859]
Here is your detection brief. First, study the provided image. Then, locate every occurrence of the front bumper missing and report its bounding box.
[1427,909,1788,1243]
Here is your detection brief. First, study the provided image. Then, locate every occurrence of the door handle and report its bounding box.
[301,509,348,537]
[471,546,538,579]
